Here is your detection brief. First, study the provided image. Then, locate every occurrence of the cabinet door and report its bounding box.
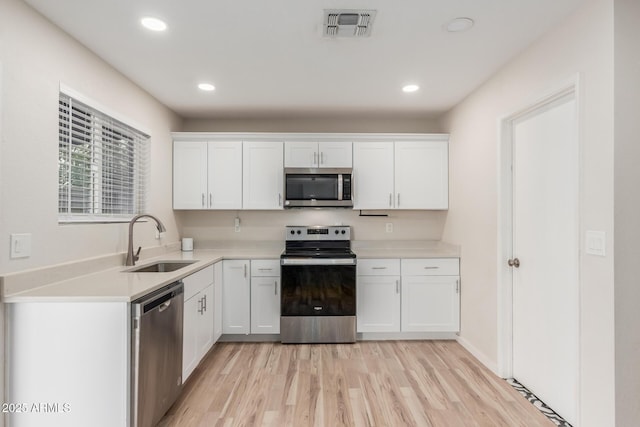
[319,141,352,168]
[357,275,401,333]
[394,140,449,209]
[401,275,460,332]
[198,284,215,357]
[284,141,318,167]
[173,141,208,209]
[353,142,394,209]
[251,276,281,334]
[213,262,223,342]
[182,294,199,382]
[208,142,242,209]
[222,260,250,334]
[243,141,284,209]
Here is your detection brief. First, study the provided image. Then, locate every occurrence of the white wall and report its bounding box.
[182,115,441,134]
[613,0,640,425]
[440,0,615,425]
[179,209,448,244]
[0,0,183,274]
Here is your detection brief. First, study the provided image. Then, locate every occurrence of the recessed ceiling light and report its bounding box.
[198,83,215,92]
[446,17,474,33]
[140,17,167,32]
[402,84,420,93]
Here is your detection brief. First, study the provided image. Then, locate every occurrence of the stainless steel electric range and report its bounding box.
[280,225,356,343]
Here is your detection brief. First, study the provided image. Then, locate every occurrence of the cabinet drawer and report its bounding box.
[251,260,280,276]
[183,265,214,300]
[357,259,400,276]
[401,258,459,276]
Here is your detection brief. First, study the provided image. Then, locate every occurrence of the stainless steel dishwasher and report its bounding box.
[131,281,184,427]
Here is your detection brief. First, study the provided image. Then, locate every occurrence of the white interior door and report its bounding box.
[511,95,578,425]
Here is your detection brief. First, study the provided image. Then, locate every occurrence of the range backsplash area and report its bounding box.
[176,209,447,243]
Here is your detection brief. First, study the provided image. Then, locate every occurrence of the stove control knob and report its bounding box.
[341,230,346,234]
[290,230,295,235]
[296,230,301,234]
[335,230,339,234]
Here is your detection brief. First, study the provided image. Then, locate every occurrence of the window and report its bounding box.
[58,93,149,222]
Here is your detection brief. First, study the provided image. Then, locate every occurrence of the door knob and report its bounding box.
[508,258,520,268]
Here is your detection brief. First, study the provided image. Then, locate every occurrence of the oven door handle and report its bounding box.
[281,258,356,266]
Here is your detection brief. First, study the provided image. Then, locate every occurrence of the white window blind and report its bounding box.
[58,93,149,222]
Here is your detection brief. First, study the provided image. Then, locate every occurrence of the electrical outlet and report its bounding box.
[234,217,241,232]
[10,233,32,259]
[385,223,393,233]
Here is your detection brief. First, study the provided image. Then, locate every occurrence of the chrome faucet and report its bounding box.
[126,214,167,266]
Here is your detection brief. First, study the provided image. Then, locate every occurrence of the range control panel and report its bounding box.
[285,226,351,241]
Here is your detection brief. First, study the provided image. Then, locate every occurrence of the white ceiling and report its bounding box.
[24,0,585,119]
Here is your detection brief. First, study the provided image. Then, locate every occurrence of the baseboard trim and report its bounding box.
[456,335,499,376]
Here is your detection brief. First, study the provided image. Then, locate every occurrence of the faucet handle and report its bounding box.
[134,246,141,262]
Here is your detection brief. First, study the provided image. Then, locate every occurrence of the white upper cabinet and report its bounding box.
[284,141,352,168]
[353,142,395,209]
[353,139,448,210]
[173,142,208,209]
[173,133,447,211]
[395,141,448,209]
[208,142,243,209]
[284,141,317,167]
[243,141,284,210]
[173,141,242,210]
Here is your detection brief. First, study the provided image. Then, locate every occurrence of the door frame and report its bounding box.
[496,75,582,413]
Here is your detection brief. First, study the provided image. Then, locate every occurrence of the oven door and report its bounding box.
[280,259,356,317]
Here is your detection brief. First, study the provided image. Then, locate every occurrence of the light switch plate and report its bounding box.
[585,230,606,256]
[10,233,32,259]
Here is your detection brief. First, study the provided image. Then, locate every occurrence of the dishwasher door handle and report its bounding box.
[158,300,171,313]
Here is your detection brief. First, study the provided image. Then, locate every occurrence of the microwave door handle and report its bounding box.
[338,174,343,200]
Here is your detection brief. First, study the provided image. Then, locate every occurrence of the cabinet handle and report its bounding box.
[278,193,282,207]
[396,279,400,294]
[202,294,207,312]
[456,279,459,294]
[372,267,387,270]
[389,193,392,207]
[320,152,324,165]
[209,193,212,207]
[244,264,247,278]
[313,152,317,166]
[258,268,273,272]
[424,266,440,270]
[397,193,400,207]
[197,297,204,314]
[275,281,278,295]
[202,193,205,208]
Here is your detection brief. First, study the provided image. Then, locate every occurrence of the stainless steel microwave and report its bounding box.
[284,168,353,208]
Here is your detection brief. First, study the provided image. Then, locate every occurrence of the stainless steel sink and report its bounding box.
[126,260,197,273]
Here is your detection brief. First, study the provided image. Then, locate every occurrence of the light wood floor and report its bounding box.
[159,341,553,427]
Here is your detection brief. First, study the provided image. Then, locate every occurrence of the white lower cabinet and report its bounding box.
[222,259,251,334]
[357,258,460,334]
[250,260,281,334]
[357,259,401,333]
[7,302,129,427]
[182,265,215,382]
[400,259,460,332]
[213,261,223,342]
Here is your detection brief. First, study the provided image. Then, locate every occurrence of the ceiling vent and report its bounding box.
[323,9,377,38]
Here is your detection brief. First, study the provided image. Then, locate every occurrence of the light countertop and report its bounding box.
[2,240,459,303]
[2,248,282,303]
[352,240,460,259]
